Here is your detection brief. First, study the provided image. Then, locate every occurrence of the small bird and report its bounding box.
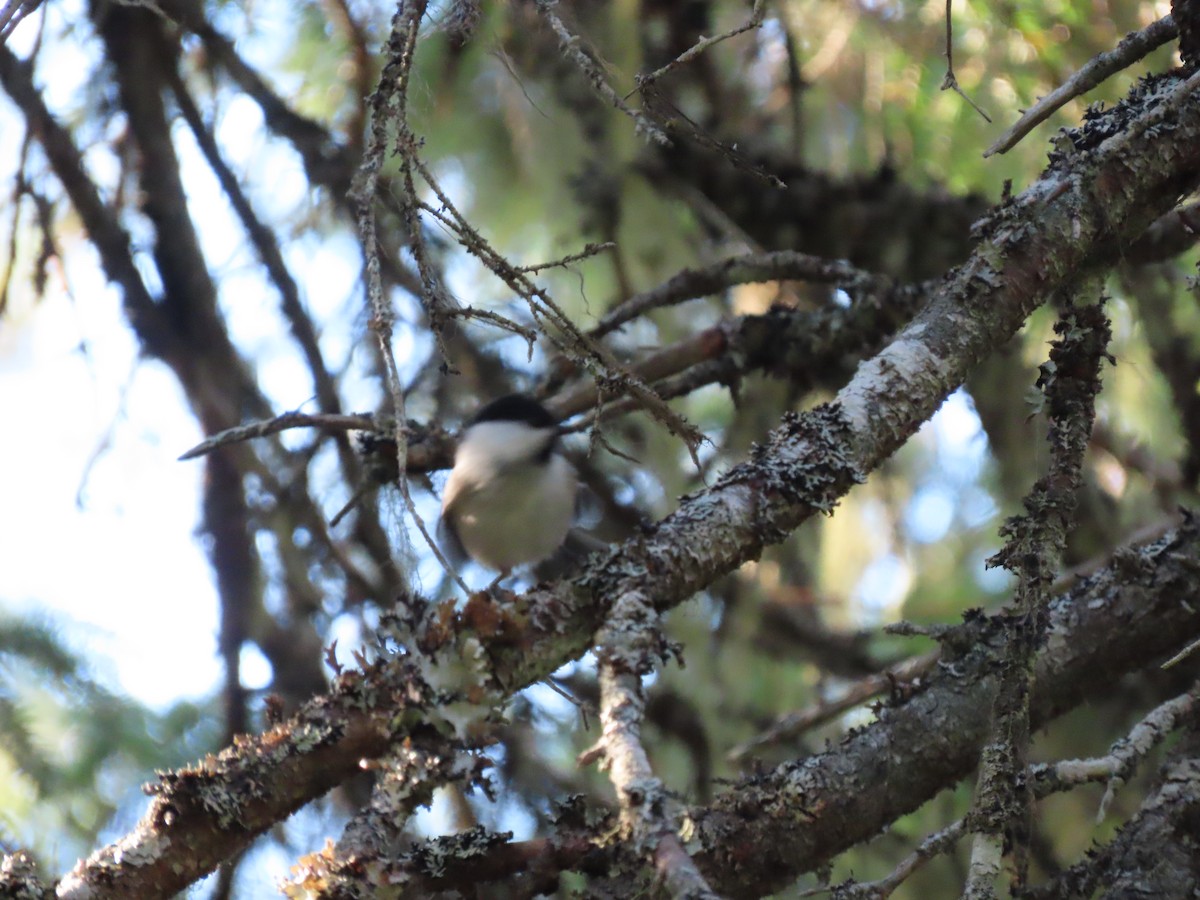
[439,394,579,582]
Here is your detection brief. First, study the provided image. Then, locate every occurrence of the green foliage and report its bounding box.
[0,615,216,868]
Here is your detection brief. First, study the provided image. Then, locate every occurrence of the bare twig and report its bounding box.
[807,818,969,898]
[986,15,1178,157]
[534,0,669,145]
[437,304,539,346]
[178,412,376,460]
[640,84,788,190]
[351,1,469,595]
[409,151,706,462]
[592,250,888,339]
[630,0,767,94]
[516,240,615,274]
[1161,634,1200,668]
[727,651,940,762]
[940,0,991,122]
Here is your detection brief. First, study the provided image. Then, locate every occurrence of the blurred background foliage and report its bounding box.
[0,0,1194,895]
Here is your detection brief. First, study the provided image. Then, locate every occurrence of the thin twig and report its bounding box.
[813,684,1199,899]
[179,412,376,460]
[516,241,615,274]
[640,83,787,189]
[441,304,540,345]
[630,0,766,95]
[592,250,887,339]
[534,0,669,145]
[409,151,706,462]
[941,0,991,122]
[801,818,969,898]
[1161,634,1200,668]
[727,651,940,762]
[352,1,469,595]
[553,327,722,421]
[986,15,1178,157]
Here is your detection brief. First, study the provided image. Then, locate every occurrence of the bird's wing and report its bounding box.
[436,513,469,567]
[438,466,478,566]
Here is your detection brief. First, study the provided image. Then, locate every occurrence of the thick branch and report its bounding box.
[684,519,1200,896]
[273,520,1200,897]
[49,69,1200,898]
[1023,735,1200,898]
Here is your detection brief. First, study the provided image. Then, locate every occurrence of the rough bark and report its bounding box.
[41,67,1200,898]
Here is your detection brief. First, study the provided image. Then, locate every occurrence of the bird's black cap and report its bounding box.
[470,394,558,429]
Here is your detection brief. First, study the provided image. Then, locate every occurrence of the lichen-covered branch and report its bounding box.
[285,744,490,897]
[33,67,1200,899]
[1032,680,1200,820]
[964,298,1112,895]
[683,519,1200,897]
[535,0,669,145]
[256,520,1200,897]
[55,672,395,898]
[832,681,1199,898]
[0,851,51,900]
[1021,729,1200,898]
[583,592,719,898]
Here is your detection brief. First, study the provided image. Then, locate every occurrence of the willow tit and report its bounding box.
[439,394,578,578]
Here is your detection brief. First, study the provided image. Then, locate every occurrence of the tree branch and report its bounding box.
[685,519,1200,896]
[1022,726,1200,898]
[281,519,1200,897]
[41,66,1200,900]
[964,298,1111,895]
[985,15,1180,157]
[581,593,719,898]
[829,681,1200,898]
